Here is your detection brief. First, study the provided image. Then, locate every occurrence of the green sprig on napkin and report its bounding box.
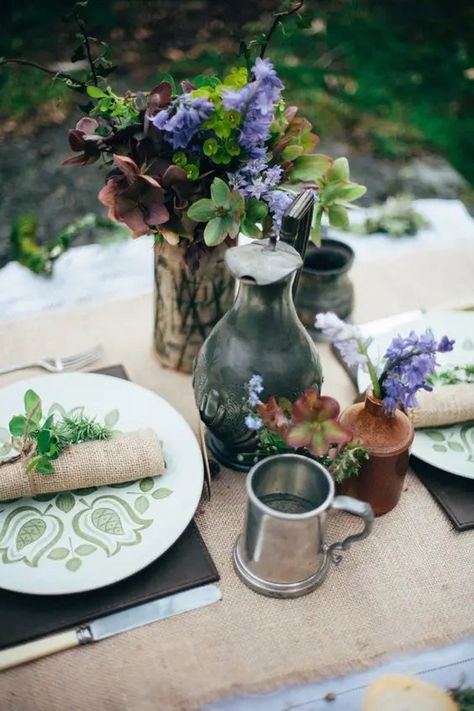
[7,389,112,474]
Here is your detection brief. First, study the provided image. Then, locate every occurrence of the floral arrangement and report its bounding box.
[242,375,368,483]
[315,312,455,413]
[54,14,365,269]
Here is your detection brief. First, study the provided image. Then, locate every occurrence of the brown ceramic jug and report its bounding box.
[338,391,415,515]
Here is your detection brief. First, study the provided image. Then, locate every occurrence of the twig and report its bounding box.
[260,1,304,58]
[74,9,98,86]
[0,58,87,90]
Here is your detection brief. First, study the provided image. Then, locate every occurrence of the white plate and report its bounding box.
[357,310,474,479]
[0,373,203,595]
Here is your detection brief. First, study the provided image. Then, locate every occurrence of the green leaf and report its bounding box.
[327,157,350,182]
[240,218,262,239]
[75,544,97,556]
[42,415,54,431]
[48,402,66,418]
[334,183,367,203]
[24,389,42,422]
[433,444,447,452]
[135,495,150,514]
[204,216,232,246]
[91,507,124,535]
[26,456,42,474]
[35,456,55,474]
[48,547,69,560]
[16,519,46,550]
[9,415,26,437]
[211,178,230,207]
[192,74,220,89]
[66,557,82,572]
[36,429,52,455]
[328,205,350,229]
[290,154,332,181]
[448,441,464,452]
[86,85,108,99]
[104,409,119,427]
[245,198,268,223]
[228,191,245,214]
[152,488,173,500]
[425,430,446,442]
[310,205,324,246]
[56,492,75,513]
[187,199,216,222]
[319,182,347,204]
[282,144,304,161]
[68,406,85,418]
[33,493,57,502]
[139,477,154,492]
[71,45,85,63]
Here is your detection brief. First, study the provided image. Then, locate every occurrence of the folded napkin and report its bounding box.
[408,383,474,428]
[0,429,165,501]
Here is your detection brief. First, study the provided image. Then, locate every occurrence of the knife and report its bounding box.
[0,583,221,672]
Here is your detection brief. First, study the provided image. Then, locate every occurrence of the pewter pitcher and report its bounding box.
[233,454,374,598]
[193,240,322,472]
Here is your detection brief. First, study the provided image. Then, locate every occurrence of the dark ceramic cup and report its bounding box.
[295,238,355,330]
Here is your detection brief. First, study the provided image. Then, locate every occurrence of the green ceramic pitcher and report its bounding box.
[193,238,323,471]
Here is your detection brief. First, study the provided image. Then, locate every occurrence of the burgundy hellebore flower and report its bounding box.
[98,154,169,237]
[62,117,105,166]
[284,389,352,457]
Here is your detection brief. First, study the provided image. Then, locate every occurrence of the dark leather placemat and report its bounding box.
[0,365,218,650]
[411,455,474,531]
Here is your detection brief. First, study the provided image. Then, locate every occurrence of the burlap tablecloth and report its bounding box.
[0,243,474,710]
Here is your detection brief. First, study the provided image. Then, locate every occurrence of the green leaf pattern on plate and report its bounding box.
[0,506,63,567]
[72,495,152,556]
[0,400,172,573]
[0,477,171,572]
[426,423,474,461]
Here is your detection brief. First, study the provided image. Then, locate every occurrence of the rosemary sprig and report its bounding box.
[6,390,112,474]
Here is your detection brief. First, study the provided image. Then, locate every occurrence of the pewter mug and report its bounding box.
[233,454,374,598]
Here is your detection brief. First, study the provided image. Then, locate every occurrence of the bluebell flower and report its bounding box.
[223,58,283,159]
[380,328,455,413]
[246,374,264,407]
[438,335,455,352]
[245,414,264,431]
[151,95,214,149]
[263,190,293,237]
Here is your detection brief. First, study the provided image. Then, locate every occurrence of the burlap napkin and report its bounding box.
[409,383,474,428]
[0,429,165,501]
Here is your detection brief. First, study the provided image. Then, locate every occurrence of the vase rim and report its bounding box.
[303,238,354,276]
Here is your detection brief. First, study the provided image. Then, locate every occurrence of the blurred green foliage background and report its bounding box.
[1,0,473,184]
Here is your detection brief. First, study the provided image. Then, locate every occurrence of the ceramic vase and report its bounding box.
[153,240,235,373]
[338,390,415,515]
[193,239,323,471]
[295,238,354,330]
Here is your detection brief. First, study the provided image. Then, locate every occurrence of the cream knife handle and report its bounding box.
[0,629,79,671]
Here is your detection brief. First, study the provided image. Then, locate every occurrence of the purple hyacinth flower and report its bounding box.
[151,95,214,149]
[437,335,455,352]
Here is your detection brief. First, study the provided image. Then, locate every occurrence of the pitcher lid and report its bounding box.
[225,239,303,286]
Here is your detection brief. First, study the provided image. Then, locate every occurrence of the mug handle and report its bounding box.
[324,495,374,565]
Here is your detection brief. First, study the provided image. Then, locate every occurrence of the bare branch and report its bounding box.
[260,1,304,59]
[0,58,87,90]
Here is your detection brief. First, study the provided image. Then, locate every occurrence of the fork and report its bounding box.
[0,346,103,376]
